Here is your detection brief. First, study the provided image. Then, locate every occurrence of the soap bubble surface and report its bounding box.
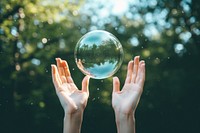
[74,30,124,79]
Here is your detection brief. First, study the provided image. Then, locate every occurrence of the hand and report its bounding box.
[112,56,145,114]
[112,56,145,133]
[51,58,90,133]
[51,58,90,114]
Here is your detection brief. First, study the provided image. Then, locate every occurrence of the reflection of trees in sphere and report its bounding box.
[74,30,124,79]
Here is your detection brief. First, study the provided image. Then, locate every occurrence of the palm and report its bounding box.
[112,56,145,114]
[57,84,87,113]
[112,83,142,114]
[51,58,90,114]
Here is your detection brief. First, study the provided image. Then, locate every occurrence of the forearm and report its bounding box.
[63,112,83,133]
[115,111,135,133]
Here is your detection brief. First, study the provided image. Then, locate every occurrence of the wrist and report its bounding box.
[114,110,136,133]
[63,111,84,133]
[113,107,136,117]
[114,110,135,122]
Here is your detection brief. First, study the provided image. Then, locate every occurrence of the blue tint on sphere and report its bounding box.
[74,30,124,79]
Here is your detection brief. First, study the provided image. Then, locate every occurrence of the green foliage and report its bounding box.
[0,0,200,133]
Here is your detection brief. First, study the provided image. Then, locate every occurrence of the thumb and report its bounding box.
[82,76,90,94]
[113,76,120,93]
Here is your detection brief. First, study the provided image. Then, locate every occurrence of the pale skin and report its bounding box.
[112,56,145,133]
[51,56,145,133]
[51,58,90,133]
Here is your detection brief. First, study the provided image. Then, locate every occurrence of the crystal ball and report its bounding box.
[74,30,124,79]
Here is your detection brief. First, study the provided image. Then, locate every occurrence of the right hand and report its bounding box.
[51,58,90,114]
[112,56,145,115]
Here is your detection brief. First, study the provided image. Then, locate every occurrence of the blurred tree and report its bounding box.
[0,0,200,133]
[0,0,85,132]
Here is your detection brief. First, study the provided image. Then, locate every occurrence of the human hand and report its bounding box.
[112,56,145,133]
[51,58,90,133]
[112,56,145,114]
[51,58,90,114]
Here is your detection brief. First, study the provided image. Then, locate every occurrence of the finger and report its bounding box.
[62,60,71,77]
[66,76,75,84]
[56,58,65,77]
[113,76,120,93]
[135,61,144,84]
[61,60,74,83]
[131,56,140,83]
[135,61,144,83]
[51,64,61,88]
[82,76,90,95]
[125,60,134,84]
[137,61,145,88]
[61,76,67,83]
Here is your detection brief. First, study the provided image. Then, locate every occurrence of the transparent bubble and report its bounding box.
[74,30,124,79]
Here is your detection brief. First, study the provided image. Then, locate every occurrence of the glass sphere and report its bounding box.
[74,30,124,79]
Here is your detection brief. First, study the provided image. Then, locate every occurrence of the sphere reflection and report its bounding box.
[74,30,124,79]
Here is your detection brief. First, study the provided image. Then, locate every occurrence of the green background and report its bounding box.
[0,0,200,133]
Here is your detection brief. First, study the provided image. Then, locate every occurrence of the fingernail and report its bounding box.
[142,61,145,66]
[113,76,117,79]
[134,56,139,60]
